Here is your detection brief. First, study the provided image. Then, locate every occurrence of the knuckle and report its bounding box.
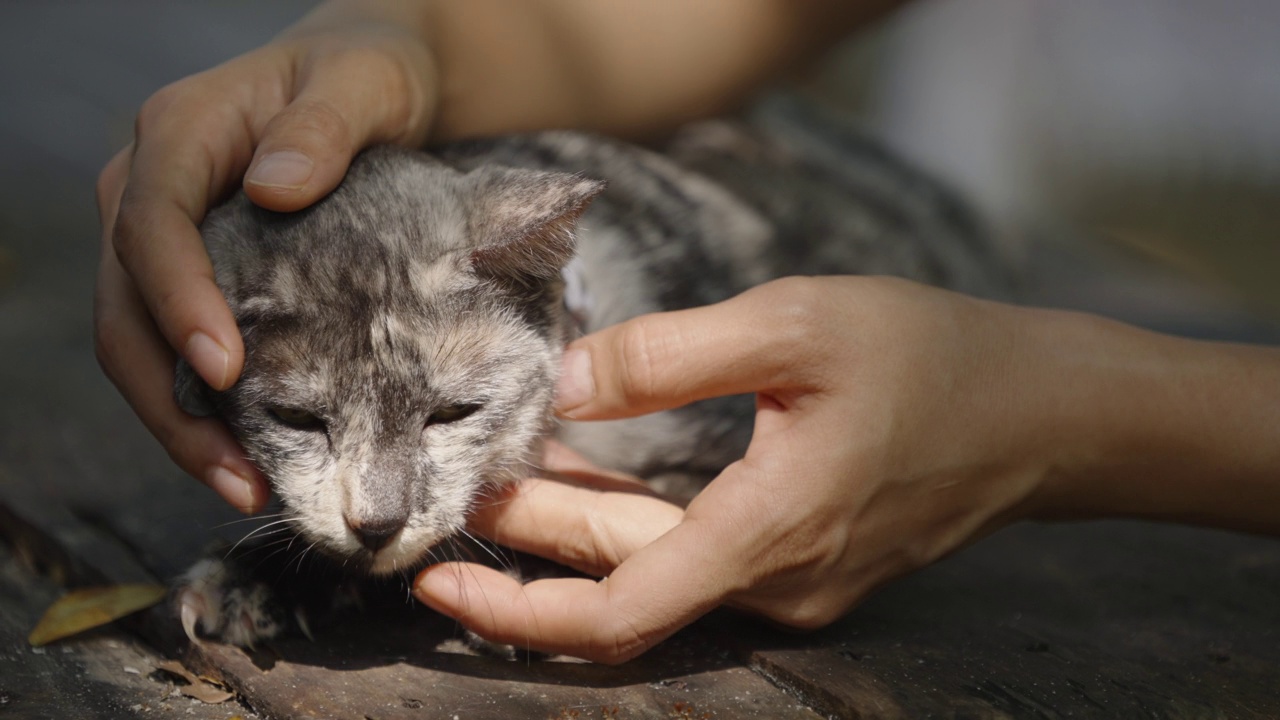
[275,96,354,152]
[134,80,192,137]
[767,599,842,631]
[325,45,420,139]
[156,424,187,466]
[92,314,123,379]
[94,157,125,218]
[565,516,607,572]
[337,44,410,86]
[613,316,664,404]
[323,42,400,74]
[109,195,145,261]
[555,516,598,571]
[759,277,831,347]
[161,427,206,478]
[148,283,194,333]
[590,615,652,665]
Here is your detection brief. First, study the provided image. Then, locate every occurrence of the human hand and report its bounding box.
[414,276,1059,663]
[94,16,439,512]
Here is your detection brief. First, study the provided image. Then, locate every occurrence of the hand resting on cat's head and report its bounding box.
[92,1,869,516]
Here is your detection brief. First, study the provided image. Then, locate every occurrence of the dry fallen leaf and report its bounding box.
[154,660,234,704]
[28,584,167,647]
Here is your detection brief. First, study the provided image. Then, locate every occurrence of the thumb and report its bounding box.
[554,278,823,420]
[243,44,434,211]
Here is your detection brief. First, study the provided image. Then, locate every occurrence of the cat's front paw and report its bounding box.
[177,558,295,649]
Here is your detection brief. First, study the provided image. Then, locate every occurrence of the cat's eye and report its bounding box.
[268,407,325,431]
[427,403,480,426]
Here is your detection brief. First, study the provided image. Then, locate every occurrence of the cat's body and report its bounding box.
[176,98,1009,647]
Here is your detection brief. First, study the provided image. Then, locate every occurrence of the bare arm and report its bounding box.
[300,0,890,139]
[1023,309,1280,534]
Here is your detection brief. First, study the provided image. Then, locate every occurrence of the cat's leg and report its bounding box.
[177,556,293,648]
[175,531,361,648]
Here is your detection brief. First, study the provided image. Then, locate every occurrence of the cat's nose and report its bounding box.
[345,516,404,553]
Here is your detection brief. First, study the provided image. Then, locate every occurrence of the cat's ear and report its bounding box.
[174,359,216,417]
[465,167,605,281]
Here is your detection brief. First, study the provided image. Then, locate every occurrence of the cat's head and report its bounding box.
[177,146,603,574]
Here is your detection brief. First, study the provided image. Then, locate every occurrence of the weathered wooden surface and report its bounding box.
[186,624,820,720]
[0,538,256,720]
[735,522,1280,718]
[4,2,1280,719]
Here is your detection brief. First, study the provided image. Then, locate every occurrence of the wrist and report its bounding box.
[1014,306,1280,532]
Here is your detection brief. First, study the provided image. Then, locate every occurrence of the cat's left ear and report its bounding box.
[465,167,605,281]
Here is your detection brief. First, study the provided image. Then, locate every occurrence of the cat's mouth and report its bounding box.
[366,546,418,576]
[358,530,444,577]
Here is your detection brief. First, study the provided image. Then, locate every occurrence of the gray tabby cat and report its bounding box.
[175,98,1009,647]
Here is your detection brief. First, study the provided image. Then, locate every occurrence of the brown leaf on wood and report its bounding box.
[154,660,234,704]
[28,584,167,646]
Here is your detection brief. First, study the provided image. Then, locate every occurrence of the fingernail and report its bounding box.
[208,466,257,514]
[246,151,314,190]
[184,332,231,390]
[413,569,459,615]
[554,348,595,412]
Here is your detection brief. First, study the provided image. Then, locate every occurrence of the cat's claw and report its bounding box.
[179,589,204,645]
[295,607,314,642]
[176,556,286,648]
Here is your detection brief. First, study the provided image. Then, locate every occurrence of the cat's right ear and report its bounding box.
[465,167,605,282]
[174,359,216,417]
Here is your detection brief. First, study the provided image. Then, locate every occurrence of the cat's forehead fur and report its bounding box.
[200,146,600,397]
[206,149,473,323]
[209,153,482,406]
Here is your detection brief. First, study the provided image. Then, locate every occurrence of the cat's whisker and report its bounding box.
[234,536,295,555]
[211,512,286,530]
[222,521,298,561]
[296,540,321,574]
[457,559,511,650]
[249,543,300,574]
[220,532,291,563]
[458,528,510,570]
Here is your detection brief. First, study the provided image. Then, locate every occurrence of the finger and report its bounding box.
[98,147,267,512]
[94,147,132,232]
[554,277,828,420]
[94,242,269,513]
[540,440,653,492]
[113,78,264,391]
[416,514,741,664]
[470,478,681,577]
[244,42,434,211]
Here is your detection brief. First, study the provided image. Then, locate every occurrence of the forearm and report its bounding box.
[1018,306,1280,533]
[290,0,893,140]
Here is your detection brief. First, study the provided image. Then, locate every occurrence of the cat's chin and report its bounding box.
[363,537,441,577]
[366,551,420,576]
